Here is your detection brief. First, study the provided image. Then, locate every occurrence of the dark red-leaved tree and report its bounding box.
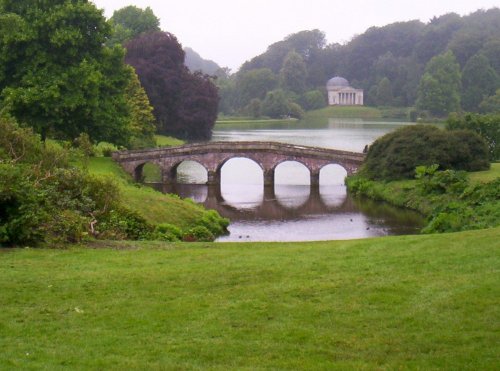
[125,31,219,140]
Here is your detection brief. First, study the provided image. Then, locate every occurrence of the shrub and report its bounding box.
[153,223,182,242]
[415,165,468,195]
[182,226,215,242]
[196,210,229,236]
[446,113,500,161]
[363,125,490,180]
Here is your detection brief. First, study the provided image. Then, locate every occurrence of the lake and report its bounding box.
[156,118,424,242]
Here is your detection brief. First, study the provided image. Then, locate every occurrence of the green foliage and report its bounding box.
[108,5,160,46]
[235,68,278,108]
[195,210,229,237]
[288,102,305,119]
[0,1,133,145]
[244,98,262,118]
[261,89,290,118]
[153,223,182,242]
[94,142,119,157]
[416,51,462,116]
[479,89,500,113]
[415,165,468,194]
[375,77,394,106]
[124,68,156,149]
[461,53,499,112]
[363,124,489,180]
[301,90,326,110]
[182,226,215,242]
[0,117,156,247]
[446,112,500,160]
[279,50,307,94]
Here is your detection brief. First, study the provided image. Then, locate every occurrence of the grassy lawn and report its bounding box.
[0,227,498,369]
[468,162,500,184]
[86,157,212,228]
[305,106,384,119]
[155,135,185,147]
[216,117,298,125]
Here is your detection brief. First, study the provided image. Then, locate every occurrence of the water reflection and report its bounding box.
[150,118,425,242]
[153,183,424,242]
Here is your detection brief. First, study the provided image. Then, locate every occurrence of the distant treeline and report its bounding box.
[217,8,500,117]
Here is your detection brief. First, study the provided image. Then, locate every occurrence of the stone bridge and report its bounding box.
[112,141,366,186]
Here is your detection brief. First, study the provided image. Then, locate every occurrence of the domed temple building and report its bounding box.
[326,77,364,106]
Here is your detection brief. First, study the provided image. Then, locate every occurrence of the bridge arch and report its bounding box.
[172,160,208,184]
[133,161,162,182]
[216,156,265,185]
[319,163,348,185]
[274,160,312,185]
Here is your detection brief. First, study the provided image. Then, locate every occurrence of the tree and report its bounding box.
[235,68,277,108]
[108,5,160,46]
[417,51,461,116]
[375,77,394,106]
[124,68,156,148]
[125,31,218,140]
[0,0,133,145]
[461,54,499,112]
[363,125,489,180]
[177,71,219,140]
[280,51,307,94]
[479,89,500,113]
[262,89,290,118]
[302,90,326,110]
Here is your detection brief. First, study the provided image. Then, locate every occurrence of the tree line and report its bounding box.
[218,8,500,118]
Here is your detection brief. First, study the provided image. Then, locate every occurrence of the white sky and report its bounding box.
[92,0,500,72]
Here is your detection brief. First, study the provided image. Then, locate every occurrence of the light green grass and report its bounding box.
[87,157,211,228]
[305,106,384,119]
[155,135,185,147]
[216,118,298,125]
[469,162,500,184]
[0,227,499,369]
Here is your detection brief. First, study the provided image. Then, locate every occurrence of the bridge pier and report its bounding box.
[207,170,220,185]
[310,171,320,187]
[263,169,275,186]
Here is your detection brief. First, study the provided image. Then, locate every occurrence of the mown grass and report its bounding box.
[216,117,298,125]
[0,227,498,369]
[469,162,500,184]
[305,106,384,119]
[155,134,185,147]
[87,157,212,229]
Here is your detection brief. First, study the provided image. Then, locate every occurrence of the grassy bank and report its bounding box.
[347,164,500,233]
[154,134,185,147]
[87,157,227,232]
[1,227,498,369]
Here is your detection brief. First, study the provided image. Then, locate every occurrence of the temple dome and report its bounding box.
[327,76,350,89]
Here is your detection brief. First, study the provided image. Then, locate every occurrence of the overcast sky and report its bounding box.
[92,0,499,72]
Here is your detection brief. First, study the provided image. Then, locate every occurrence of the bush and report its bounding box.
[182,226,215,242]
[415,165,468,195]
[363,125,490,180]
[153,223,183,242]
[95,142,119,157]
[446,112,500,161]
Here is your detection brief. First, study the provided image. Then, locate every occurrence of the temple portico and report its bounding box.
[327,76,364,106]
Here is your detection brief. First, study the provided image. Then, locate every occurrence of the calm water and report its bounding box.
[157,118,424,242]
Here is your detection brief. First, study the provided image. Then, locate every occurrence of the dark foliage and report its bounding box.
[447,113,500,160]
[0,117,152,247]
[224,8,500,113]
[363,125,489,180]
[125,31,219,140]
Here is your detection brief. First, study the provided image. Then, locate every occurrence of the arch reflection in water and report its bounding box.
[220,158,263,209]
